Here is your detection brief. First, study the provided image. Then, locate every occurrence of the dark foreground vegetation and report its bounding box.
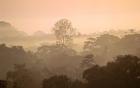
[1,19,140,88]
[1,54,140,88]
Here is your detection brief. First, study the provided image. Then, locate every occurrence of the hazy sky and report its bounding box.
[0,0,140,34]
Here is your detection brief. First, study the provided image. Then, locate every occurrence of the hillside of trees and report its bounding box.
[0,19,140,88]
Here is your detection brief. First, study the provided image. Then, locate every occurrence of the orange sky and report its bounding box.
[0,0,140,34]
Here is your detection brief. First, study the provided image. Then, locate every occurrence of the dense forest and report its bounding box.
[0,19,140,88]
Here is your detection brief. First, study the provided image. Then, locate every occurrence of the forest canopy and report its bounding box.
[0,19,140,88]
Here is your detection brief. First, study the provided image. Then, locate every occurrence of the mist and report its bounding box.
[1,0,140,88]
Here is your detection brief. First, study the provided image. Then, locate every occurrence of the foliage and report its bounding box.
[83,55,140,88]
[53,19,76,47]
[43,75,83,88]
[7,64,40,88]
[83,34,140,64]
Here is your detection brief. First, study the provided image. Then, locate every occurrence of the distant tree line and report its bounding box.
[84,33,140,64]
[0,19,140,88]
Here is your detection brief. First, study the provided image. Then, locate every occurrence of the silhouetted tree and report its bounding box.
[0,44,36,80]
[83,55,140,88]
[83,34,120,64]
[53,19,76,47]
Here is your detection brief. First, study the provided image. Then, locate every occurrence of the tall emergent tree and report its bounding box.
[53,19,75,47]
